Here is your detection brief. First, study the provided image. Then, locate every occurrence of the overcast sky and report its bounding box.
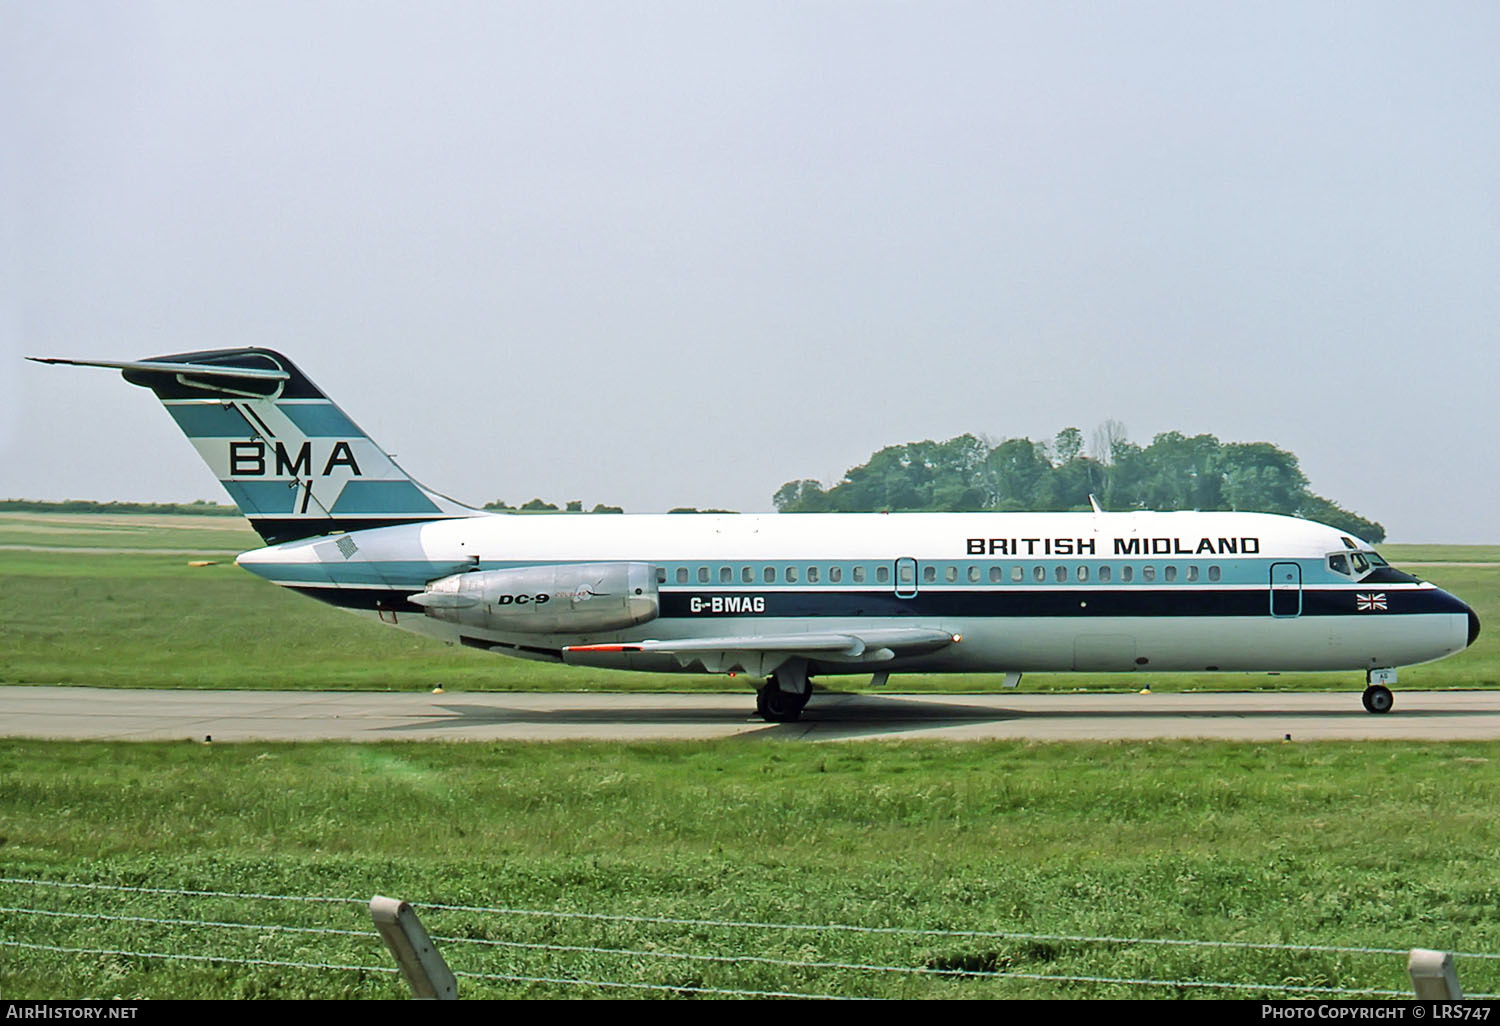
[3,2,1496,541]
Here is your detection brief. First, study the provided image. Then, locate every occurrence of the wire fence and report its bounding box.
[2,876,1494,999]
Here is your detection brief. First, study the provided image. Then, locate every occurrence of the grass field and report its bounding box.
[1382,544,1500,565]
[4,739,1500,999]
[2,512,1496,692]
[0,511,259,552]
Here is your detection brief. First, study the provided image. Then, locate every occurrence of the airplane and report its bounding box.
[31,348,1480,721]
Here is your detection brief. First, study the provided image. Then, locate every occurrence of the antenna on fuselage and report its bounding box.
[1088,494,1106,514]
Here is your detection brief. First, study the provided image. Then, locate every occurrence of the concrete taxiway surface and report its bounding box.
[3,686,1499,742]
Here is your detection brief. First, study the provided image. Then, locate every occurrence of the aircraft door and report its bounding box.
[894,557,918,599]
[1270,562,1302,618]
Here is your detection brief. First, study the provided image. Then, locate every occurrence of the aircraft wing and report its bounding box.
[564,627,958,675]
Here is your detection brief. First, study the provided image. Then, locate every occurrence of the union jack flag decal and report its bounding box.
[1356,593,1388,612]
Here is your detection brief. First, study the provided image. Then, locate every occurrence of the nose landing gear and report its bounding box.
[1362,668,1397,714]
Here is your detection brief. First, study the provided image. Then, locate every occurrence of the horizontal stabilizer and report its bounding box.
[27,356,290,380]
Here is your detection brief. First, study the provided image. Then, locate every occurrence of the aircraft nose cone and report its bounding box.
[1469,606,1482,648]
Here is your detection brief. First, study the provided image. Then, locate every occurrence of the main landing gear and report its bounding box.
[1362,668,1397,714]
[756,683,811,722]
[756,660,813,723]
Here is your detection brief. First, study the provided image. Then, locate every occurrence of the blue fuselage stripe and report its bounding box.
[282,584,1465,619]
[243,556,1408,591]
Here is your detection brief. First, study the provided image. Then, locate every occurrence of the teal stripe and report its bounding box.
[277,403,362,437]
[167,404,253,437]
[653,559,1287,587]
[220,480,298,514]
[330,480,441,515]
[244,556,1305,589]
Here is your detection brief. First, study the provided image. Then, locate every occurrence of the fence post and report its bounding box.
[370,895,458,1000]
[1408,949,1462,999]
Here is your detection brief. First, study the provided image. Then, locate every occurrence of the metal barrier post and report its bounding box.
[370,895,458,1000]
[1408,948,1462,999]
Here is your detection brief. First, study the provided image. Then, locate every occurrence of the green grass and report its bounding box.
[3,739,1500,999]
[1381,545,1500,564]
[2,513,1496,692]
[0,511,260,552]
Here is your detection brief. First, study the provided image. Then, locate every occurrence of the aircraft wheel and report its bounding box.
[759,678,809,723]
[1362,684,1394,714]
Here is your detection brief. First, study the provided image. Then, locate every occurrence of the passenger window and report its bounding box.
[1098,565,1111,582]
[1208,565,1221,582]
[698,567,710,584]
[877,565,890,584]
[1121,565,1134,582]
[923,565,937,584]
[944,565,957,583]
[720,566,732,584]
[786,566,799,583]
[765,566,776,583]
[656,567,667,584]
[968,565,980,583]
[807,566,820,583]
[990,566,1002,583]
[1033,565,1045,582]
[853,566,866,584]
[1187,565,1199,582]
[1055,565,1068,583]
[829,566,842,583]
[742,566,753,584]
[676,567,688,584]
[1076,565,1089,582]
[1143,566,1156,582]
[1164,566,1177,583]
[1011,566,1024,582]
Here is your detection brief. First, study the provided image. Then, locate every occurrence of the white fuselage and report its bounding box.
[236,509,1476,679]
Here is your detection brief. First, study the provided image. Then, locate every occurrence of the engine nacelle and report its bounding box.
[409,562,659,634]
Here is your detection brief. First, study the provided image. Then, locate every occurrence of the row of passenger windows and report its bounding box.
[657,564,1224,585]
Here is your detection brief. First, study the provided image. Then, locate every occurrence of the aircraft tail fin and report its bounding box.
[29,349,479,545]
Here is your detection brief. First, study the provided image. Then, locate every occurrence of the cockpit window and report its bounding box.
[1329,552,1384,577]
[1335,549,1418,583]
[1329,550,1394,579]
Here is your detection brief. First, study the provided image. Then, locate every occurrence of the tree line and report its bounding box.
[482,499,624,514]
[15,427,1381,540]
[0,498,241,516]
[772,426,1386,542]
